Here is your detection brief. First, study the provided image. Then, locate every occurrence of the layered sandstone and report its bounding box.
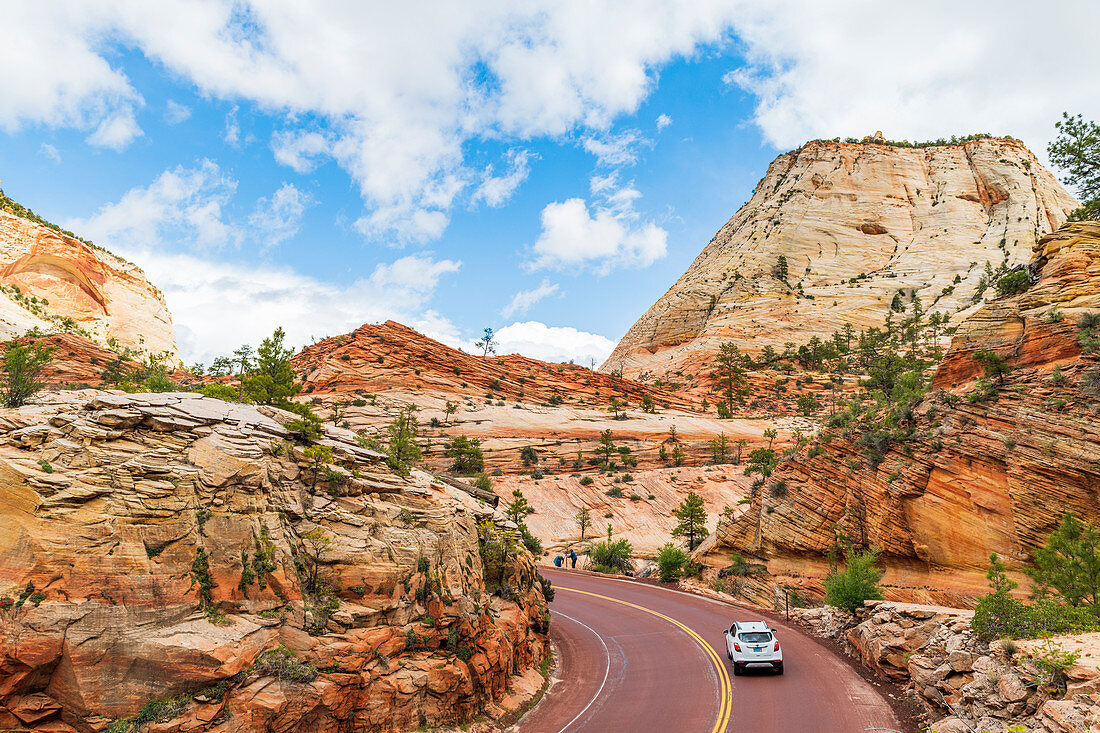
[606,137,1078,379]
[701,222,1100,607]
[0,391,549,732]
[0,207,179,362]
[293,320,694,410]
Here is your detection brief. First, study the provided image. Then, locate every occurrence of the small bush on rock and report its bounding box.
[657,543,688,582]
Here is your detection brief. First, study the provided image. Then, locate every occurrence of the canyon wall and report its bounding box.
[0,391,549,732]
[0,207,179,362]
[702,222,1100,606]
[606,137,1078,380]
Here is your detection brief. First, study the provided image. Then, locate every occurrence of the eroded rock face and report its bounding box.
[702,222,1100,606]
[606,137,1078,379]
[0,392,549,732]
[0,209,179,362]
[792,601,1100,733]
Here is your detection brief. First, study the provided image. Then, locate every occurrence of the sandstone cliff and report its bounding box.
[702,222,1100,607]
[606,137,1079,379]
[0,391,549,732]
[0,204,179,363]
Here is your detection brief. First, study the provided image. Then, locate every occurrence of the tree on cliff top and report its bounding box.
[1049,112,1100,222]
[475,327,496,358]
[2,341,53,408]
[241,327,300,407]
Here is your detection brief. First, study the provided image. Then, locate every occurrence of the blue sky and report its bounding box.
[1,2,1096,366]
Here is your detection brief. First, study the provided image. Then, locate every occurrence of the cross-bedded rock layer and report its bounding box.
[0,391,549,732]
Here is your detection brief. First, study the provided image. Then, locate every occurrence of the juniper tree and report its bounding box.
[672,491,708,550]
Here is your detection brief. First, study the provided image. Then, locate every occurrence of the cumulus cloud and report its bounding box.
[501,279,559,318]
[69,160,239,251]
[165,100,191,124]
[471,149,534,208]
[249,182,312,250]
[130,251,462,365]
[491,321,616,366]
[656,113,672,131]
[65,162,462,363]
[527,173,666,274]
[724,1,1100,155]
[3,2,743,241]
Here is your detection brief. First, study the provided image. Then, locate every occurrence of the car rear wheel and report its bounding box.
[733,662,743,676]
[726,648,732,660]
[774,662,784,675]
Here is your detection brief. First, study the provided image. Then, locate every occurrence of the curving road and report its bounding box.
[515,568,904,733]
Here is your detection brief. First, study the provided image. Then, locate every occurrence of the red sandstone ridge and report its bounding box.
[0,202,179,363]
[605,136,1078,380]
[293,320,697,411]
[700,221,1100,608]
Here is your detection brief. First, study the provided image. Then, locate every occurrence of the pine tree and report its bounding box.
[672,491,708,550]
[241,328,300,406]
[575,506,592,540]
[506,488,532,525]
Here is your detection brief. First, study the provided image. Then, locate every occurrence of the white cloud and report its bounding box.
[581,129,649,166]
[86,106,142,150]
[528,174,666,274]
[165,100,191,124]
[39,143,61,163]
[64,161,462,364]
[223,106,240,146]
[3,2,742,241]
[471,149,534,208]
[724,1,1100,156]
[130,250,462,365]
[271,130,330,173]
[249,182,312,250]
[501,279,559,318]
[66,160,239,251]
[656,113,672,131]
[492,321,615,365]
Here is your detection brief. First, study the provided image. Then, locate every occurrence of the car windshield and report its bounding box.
[738,632,772,643]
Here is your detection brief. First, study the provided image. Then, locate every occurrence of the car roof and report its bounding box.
[733,621,771,633]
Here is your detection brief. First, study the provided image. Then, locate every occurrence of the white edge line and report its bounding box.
[552,610,612,733]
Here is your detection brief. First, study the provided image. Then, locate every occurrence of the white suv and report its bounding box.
[724,620,783,675]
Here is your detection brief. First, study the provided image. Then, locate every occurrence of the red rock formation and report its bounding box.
[702,222,1100,607]
[0,392,549,732]
[293,320,695,411]
[0,207,179,362]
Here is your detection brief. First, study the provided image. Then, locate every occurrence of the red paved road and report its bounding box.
[515,569,903,733]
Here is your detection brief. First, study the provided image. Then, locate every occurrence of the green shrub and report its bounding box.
[657,543,688,582]
[605,486,624,498]
[538,574,555,602]
[444,435,484,474]
[252,644,318,682]
[135,694,190,725]
[995,270,1030,297]
[198,384,243,402]
[1,342,53,407]
[588,538,632,575]
[823,550,884,611]
[579,476,594,486]
[972,593,1100,641]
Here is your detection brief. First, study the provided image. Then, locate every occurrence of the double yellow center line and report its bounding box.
[557,586,732,733]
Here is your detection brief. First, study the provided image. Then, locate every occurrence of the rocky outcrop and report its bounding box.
[0,391,549,732]
[702,222,1100,606]
[293,320,694,411]
[0,207,179,362]
[606,137,1078,379]
[794,601,1100,732]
